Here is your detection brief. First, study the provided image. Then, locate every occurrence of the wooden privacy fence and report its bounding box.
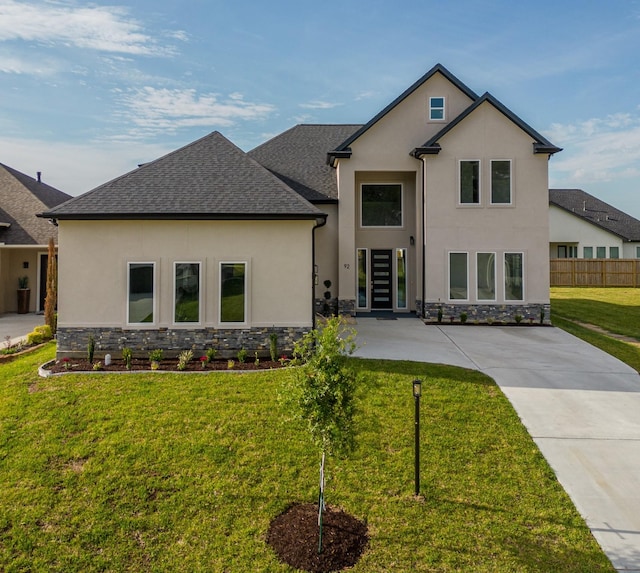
[550,259,640,287]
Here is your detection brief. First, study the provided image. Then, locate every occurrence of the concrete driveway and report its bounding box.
[0,313,45,346]
[353,317,640,573]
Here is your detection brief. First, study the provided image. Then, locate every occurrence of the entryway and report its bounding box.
[371,249,392,309]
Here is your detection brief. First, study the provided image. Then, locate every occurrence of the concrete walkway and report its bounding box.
[0,313,46,347]
[353,317,640,573]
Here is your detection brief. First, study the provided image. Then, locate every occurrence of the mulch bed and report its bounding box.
[266,503,368,572]
[44,357,287,374]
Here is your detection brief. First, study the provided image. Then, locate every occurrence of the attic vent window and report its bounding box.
[429,97,445,121]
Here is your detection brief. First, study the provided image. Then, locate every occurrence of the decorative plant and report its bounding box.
[514,314,523,324]
[87,334,95,363]
[254,351,260,367]
[148,348,163,369]
[92,361,102,371]
[44,237,57,334]
[200,356,207,369]
[18,276,28,289]
[280,315,360,554]
[237,347,248,363]
[460,312,468,324]
[227,359,235,370]
[437,307,443,323]
[279,355,288,366]
[205,347,218,363]
[122,347,132,370]
[323,279,332,316]
[62,357,70,370]
[540,308,546,325]
[269,331,278,362]
[177,349,193,371]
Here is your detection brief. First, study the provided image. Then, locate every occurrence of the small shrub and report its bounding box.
[26,331,43,345]
[122,347,132,370]
[254,351,260,367]
[87,334,95,363]
[515,314,523,324]
[227,359,235,370]
[437,307,443,323]
[205,347,218,362]
[148,349,164,363]
[177,349,193,371]
[35,325,52,340]
[237,348,248,363]
[460,312,468,324]
[540,308,546,324]
[269,331,278,362]
[92,361,102,371]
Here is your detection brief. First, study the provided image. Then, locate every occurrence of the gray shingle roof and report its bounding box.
[0,163,71,245]
[550,188,640,242]
[42,131,323,220]
[249,124,362,201]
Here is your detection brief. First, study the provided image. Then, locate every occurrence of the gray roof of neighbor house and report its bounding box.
[41,131,324,221]
[0,163,71,245]
[550,188,640,242]
[249,124,362,201]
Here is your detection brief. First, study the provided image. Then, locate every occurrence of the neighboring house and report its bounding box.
[0,164,71,314]
[549,188,640,259]
[41,64,561,358]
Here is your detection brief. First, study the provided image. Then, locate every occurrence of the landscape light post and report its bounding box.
[413,378,422,497]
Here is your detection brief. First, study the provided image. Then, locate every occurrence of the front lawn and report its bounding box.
[0,344,613,572]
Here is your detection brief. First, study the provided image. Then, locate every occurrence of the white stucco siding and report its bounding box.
[549,205,624,258]
[422,102,551,304]
[57,219,315,328]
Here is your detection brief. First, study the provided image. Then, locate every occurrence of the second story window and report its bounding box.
[459,160,480,204]
[429,97,445,120]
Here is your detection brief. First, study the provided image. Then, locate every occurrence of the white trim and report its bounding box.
[458,160,481,206]
[489,159,513,206]
[356,248,369,310]
[476,252,496,302]
[219,260,248,325]
[173,261,203,325]
[127,261,156,326]
[429,96,446,121]
[503,252,525,302]
[360,183,404,228]
[448,251,469,302]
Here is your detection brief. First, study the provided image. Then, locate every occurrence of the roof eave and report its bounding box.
[534,143,563,155]
[39,212,326,222]
[410,145,442,158]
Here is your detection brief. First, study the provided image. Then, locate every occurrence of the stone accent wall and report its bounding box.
[418,302,551,325]
[56,325,310,359]
[315,297,339,316]
[337,298,356,316]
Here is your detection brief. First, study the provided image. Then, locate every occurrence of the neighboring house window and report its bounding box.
[429,97,445,120]
[596,246,606,258]
[357,248,368,309]
[174,262,201,323]
[584,247,593,259]
[396,248,407,309]
[220,262,246,323]
[610,247,619,259]
[636,246,640,258]
[449,252,468,300]
[558,245,577,258]
[459,161,480,204]
[504,253,524,301]
[128,262,155,324]
[477,252,496,301]
[557,245,567,258]
[490,160,511,204]
[361,184,403,227]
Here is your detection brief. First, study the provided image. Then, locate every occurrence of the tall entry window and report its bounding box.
[128,262,155,324]
[357,249,368,309]
[220,262,246,323]
[174,262,201,323]
[396,248,407,309]
[504,253,524,301]
[449,252,468,300]
[361,184,402,227]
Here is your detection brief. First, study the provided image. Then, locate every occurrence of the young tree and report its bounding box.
[44,237,57,334]
[281,316,360,553]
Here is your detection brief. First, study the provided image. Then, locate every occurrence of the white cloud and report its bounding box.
[115,87,276,137]
[548,113,640,188]
[0,53,60,75]
[0,0,177,56]
[299,100,341,110]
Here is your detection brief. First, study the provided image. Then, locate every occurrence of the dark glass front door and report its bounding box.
[371,249,393,309]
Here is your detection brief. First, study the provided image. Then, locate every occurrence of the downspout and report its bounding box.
[421,157,427,318]
[312,215,328,330]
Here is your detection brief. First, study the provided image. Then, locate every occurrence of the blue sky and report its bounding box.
[1,0,639,216]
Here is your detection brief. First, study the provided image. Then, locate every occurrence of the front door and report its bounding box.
[371,249,393,309]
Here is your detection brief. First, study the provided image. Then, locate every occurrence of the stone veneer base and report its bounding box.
[56,326,310,359]
[417,301,552,325]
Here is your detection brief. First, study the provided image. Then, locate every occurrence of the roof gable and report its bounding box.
[328,64,478,164]
[42,131,323,221]
[413,92,561,156]
[549,188,640,242]
[0,163,71,245]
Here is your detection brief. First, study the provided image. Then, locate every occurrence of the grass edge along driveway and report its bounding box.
[0,344,614,572]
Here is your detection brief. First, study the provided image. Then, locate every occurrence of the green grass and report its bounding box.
[0,344,613,572]
[551,287,640,371]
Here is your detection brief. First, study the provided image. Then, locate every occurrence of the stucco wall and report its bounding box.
[57,219,315,329]
[422,101,551,305]
[0,247,46,313]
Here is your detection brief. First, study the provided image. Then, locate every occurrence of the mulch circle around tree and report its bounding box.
[266,503,368,573]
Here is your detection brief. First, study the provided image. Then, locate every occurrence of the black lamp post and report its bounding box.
[413,378,422,497]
